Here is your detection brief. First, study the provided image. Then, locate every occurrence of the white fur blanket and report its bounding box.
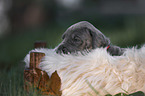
[24,45,145,96]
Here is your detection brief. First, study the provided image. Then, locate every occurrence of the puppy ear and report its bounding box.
[88,28,110,49]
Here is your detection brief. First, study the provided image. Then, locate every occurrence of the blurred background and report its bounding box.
[0,0,145,72]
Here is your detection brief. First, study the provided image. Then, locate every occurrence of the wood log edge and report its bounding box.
[24,41,62,96]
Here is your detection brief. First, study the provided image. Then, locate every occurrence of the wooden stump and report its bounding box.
[34,41,47,48]
[24,41,62,96]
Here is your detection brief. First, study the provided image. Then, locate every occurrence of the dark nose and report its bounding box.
[56,46,69,54]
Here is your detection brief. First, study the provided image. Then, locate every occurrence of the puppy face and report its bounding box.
[56,21,110,54]
[56,28,92,54]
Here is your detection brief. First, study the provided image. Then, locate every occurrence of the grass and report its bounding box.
[0,67,26,96]
[0,66,47,96]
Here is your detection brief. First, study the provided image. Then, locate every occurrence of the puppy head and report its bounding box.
[56,21,110,54]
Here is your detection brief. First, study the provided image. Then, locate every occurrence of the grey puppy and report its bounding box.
[56,21,125,56]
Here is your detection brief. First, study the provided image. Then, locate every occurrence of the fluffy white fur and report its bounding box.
[24,45,145,96]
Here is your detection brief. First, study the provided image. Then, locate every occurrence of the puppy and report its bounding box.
[56,21,125,56]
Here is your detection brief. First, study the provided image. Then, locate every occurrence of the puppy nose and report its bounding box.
[56,46,68,54]
[62,47,68,54]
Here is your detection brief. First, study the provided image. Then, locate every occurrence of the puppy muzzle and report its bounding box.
[56,45,70,54]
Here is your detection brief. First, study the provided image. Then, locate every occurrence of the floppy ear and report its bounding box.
[88,28,110,49]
